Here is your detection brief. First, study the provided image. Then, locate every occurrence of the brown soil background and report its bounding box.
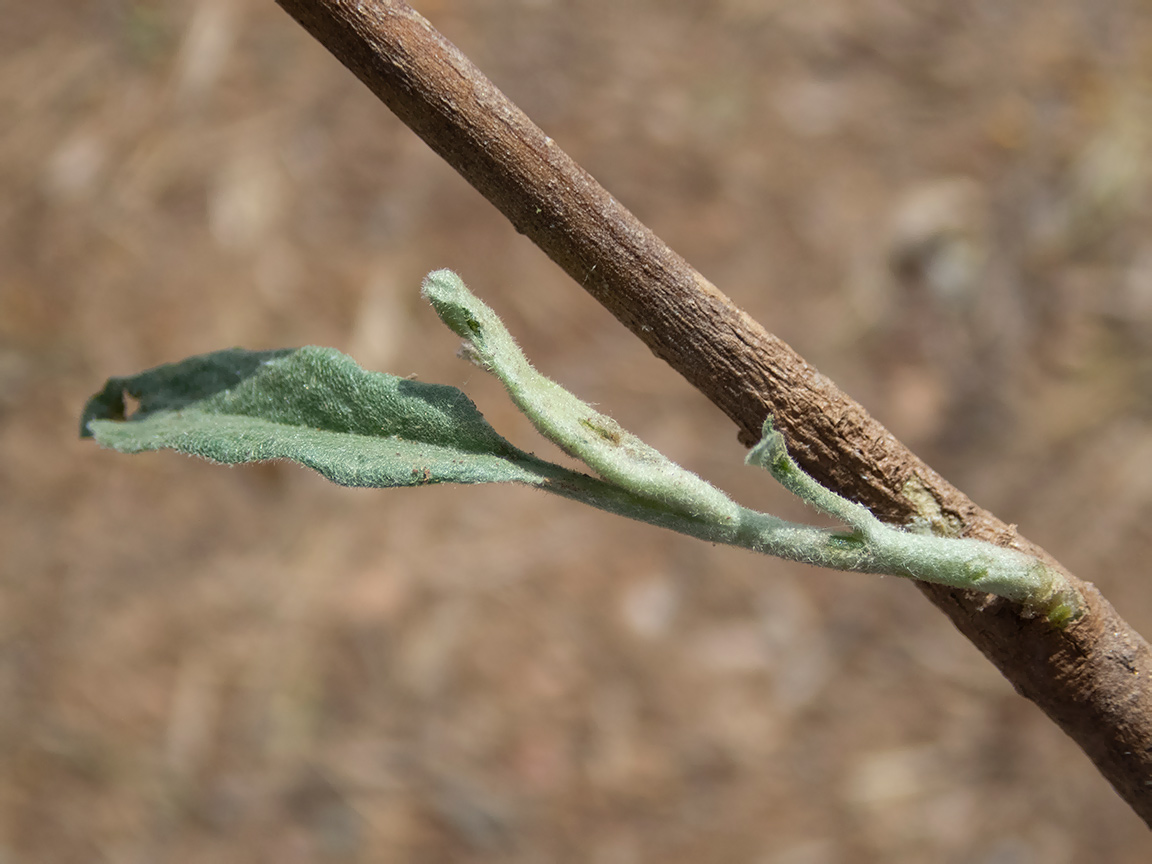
[4,1,1152,861]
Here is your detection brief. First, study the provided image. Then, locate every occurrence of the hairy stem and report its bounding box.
[424,270,1080,622]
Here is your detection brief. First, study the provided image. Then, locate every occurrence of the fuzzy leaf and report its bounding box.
[81,346,558,489]
[421,269,741,523]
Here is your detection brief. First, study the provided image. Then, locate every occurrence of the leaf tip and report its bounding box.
[421,270,475,331]
[420,268,465,300]
[79,379,130,438]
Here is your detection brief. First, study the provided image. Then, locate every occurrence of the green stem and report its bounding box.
[422,269,1083,624]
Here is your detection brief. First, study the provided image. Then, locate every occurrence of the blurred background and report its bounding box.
[4,0,1152,861]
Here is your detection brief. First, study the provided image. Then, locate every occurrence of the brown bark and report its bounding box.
[275,0,1152,824]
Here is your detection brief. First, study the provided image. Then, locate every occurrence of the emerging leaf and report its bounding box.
[422,269,740,524]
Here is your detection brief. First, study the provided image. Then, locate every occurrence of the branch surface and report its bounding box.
[275,0,1152,824]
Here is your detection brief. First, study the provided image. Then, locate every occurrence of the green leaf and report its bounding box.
[81,346,561,489]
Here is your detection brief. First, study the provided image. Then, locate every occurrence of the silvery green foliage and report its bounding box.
[421,269,739,524]
[81,270,1080,624]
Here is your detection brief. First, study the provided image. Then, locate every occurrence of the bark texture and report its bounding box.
[276,0,1152,824]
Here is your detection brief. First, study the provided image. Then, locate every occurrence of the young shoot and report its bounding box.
[80,269,1082,625]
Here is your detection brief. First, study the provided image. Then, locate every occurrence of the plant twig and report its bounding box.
[422,269,1079,617]
[275,0,1152,824]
